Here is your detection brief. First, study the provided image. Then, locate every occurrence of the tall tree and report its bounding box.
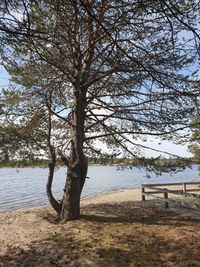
[0,0,199,220]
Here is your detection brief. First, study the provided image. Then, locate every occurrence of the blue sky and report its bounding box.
[0,67,10,88]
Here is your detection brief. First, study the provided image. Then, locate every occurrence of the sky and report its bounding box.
[0,67,10,88]
[138,139,192,158]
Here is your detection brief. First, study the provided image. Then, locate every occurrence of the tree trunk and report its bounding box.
[60,157,88,220]
[60,86,88,221]
[46,146,62,214]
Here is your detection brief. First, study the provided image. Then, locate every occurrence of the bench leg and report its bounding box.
[164,192,168,208]
[142,187,145,201]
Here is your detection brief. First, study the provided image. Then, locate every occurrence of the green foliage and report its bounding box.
[188,121,200,164]
[0,87,49,163]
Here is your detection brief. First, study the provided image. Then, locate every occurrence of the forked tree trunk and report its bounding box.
[60,87,88,221]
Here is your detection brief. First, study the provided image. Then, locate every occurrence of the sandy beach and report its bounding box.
[0,187,200,267]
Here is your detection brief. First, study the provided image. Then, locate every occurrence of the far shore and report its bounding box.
[0,160,198,169]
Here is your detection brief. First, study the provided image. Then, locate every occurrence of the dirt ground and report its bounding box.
[0,188,200,267]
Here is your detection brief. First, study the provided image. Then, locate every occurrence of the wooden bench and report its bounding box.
[141,182,200,208]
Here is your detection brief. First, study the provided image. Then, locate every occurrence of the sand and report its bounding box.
[0,187,200,267]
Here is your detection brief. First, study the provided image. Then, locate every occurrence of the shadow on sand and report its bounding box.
[0,200,200,267]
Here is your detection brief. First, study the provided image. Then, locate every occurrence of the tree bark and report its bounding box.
[60,155,88,220]
[46,146,62,214]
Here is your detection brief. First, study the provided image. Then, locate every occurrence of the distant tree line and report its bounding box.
[0,156,194,170]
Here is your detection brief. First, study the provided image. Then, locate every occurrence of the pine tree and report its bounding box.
[0,0,199,220]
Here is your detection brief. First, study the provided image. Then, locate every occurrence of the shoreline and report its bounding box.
[0,187,142,214]
[1,183,199,214]
[81,187,142,206]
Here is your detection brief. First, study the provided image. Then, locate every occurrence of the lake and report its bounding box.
[0,165,199,212]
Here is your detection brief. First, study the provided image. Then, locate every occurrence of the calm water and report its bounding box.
[0,165,199,212]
